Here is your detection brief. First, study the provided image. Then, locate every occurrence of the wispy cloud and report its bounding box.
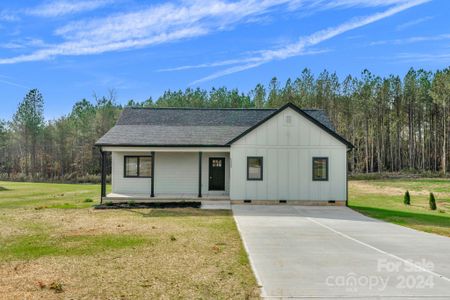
[1,0,299,64]
[396,15,433,31]
[159,49,329,72]
[395,52,450,63]
[0,75,29,89]
[0,10,20,22]
[370,33,450,45]
[0,38,48,49]
[26,0,113,17]
[189,0,430,84]
[310,0,421,9]
[0,0,430,67]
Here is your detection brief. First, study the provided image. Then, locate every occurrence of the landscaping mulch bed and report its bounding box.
[94,201,202,209]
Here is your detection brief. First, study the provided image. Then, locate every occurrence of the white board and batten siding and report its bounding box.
[111,151,230,195]
[155,152,230,194]
[229,107,347,202]
[111,152,151,194]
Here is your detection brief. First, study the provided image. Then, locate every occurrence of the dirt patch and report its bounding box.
[1,246,258,299]
[0,260,64,300]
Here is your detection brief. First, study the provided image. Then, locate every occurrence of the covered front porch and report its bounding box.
[103,192,230,201]
[99,146,230,203]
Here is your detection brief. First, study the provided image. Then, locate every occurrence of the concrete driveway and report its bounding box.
[232,205,450,299]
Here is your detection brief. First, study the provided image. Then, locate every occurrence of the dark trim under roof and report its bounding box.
[226,103,354,149]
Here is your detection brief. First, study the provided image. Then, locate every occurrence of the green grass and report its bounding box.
[349,179,450,237]
[0,233,149,260]
[0,181,258,299]
[0,181,109,208]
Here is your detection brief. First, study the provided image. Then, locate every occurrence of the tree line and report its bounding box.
[1,67,450,182]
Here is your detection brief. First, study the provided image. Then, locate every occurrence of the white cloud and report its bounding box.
[370,33,450,46]
[159,49,329,72]
[317,0,418,9]
[0,0,430,66]
[0,38,48,49]
[0,10,19,22]
[0,27,208,64]
[0,75,28,89]
[1,0,298,64]
[26,0,113,17]
[396,15,433,31]
[190,0,430,84]
[395,52,450,63]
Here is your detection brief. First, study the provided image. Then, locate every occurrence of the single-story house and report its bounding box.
[95,103,353,205]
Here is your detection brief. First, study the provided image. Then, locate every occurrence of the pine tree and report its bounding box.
[12,89,44,178]
[252,84,266,108]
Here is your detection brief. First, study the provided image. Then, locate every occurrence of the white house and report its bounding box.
[96,103,353,205]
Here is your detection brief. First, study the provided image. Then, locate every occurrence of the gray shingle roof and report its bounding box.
[96,106,339,146]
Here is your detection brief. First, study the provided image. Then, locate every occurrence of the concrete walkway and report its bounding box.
[232,205,450,299]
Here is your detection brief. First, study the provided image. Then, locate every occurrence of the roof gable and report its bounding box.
[226,103,353,149]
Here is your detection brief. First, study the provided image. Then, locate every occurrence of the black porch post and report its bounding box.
[198,152,202,198]
[151,151,155,197]
[100,150,106,203]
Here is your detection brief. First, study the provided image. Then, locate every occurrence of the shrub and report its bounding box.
[429,193,437,210]
[128,200,136,206]
[105,201,114,206]
[84,198,93,203]
[404,191,410,205]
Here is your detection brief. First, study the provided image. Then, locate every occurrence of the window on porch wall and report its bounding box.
[124,156,152,178]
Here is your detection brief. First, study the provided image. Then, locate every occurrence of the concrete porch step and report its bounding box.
[201,200,231,210]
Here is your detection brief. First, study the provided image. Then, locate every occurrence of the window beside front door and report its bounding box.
[124,156,152,178]
[247,156,263,181]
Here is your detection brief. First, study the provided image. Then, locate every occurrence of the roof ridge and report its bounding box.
[124,106,324,111]
[125,107,277,111]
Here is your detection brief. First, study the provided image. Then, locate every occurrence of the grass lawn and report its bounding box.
[0,181,259,299]
[349,179,450,237]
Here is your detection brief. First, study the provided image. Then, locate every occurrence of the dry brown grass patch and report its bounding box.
[0,207,258,299]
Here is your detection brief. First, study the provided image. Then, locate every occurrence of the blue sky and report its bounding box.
[0,0,449,120]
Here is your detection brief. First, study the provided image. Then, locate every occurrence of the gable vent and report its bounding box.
[285,115,292,126]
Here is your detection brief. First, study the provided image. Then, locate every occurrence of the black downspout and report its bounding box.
[198,152,202,198]
[151,151,155,197]
[100,149,106,203]
[346,150,349,207]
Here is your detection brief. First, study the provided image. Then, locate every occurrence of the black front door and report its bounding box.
[209,157,225,191]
